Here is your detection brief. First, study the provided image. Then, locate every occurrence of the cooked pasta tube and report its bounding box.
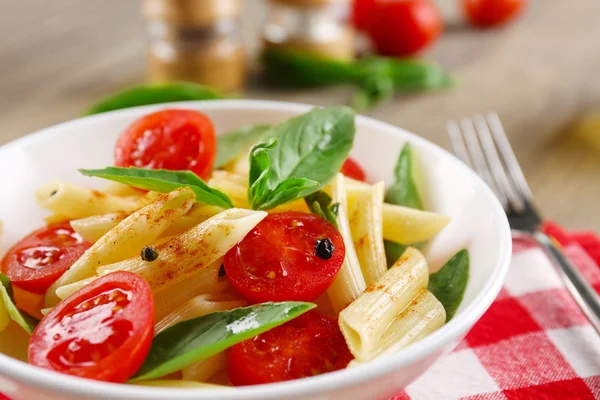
[156,293,247,333]
[208,171,248,208]
[381,203,451,245]
[373,290,445,359]
[56,208,268,300]
[153,261,223,322]
[35,181,139,219]
[348,182,387,286]
[70,212,128,243]
[225,150,250,176]
[46,188,195,306]
[326,174,367,313]
[339,247,429,360]
[345,180,450,244]
[182,352,228,382]
[103,182,146,197]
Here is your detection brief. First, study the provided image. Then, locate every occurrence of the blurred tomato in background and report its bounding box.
[352,0,528,58]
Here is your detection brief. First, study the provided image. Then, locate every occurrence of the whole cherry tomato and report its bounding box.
[462,0,527,27]
[366,0,443,57]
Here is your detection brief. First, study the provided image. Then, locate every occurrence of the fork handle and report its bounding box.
[533,231,600,335]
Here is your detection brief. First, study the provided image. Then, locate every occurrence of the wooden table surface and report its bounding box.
[1,0,599,229]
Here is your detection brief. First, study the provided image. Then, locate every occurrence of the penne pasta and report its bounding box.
[182,352,229,383]
[208,171,249,208]
[373,290,445,359]
[70,212,128,243]
[56,208,268,300]
[381,203,451,245]
[348,182,387,286]
[46,188,196,307]
[152,261,223,322]
[156,292,247,333]
[35,181,139,219]
[103,182,146,197]
[339,247,429,361]
[326,174,367,313]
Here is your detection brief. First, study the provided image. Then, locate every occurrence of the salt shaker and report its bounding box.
[143,0,246,93]
[263,0,355,60]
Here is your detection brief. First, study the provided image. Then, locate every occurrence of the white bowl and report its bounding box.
[0,100,511,400]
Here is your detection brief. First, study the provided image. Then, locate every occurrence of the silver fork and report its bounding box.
[447,112,600,335]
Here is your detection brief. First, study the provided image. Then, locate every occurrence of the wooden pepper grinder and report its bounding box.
[263,0,355,60]
[143,0,246,93]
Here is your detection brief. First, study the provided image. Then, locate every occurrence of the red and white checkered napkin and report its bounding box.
[392,237,600,400]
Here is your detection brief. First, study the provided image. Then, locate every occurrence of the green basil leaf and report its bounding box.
[0,273,38,335]
[384,144,424,266]
[247,107,356,210]
[357,57,454,93]
[215,124,271,168]
[428,250,470,322]
[84,82,223,115]
[261,50,363,87]
[266,106,356,187]
[305,191,339,228]
[385,144,424,209]
[79,167,234,209]
[258,177,319,211]
[130,301,316,382]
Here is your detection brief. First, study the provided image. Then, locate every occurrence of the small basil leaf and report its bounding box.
[384,144,424,266]
[215,124,271,168]
[79,167,234,209]
[0,273,38,335]
[266,106,356,187]
[84,82,223,115]
[305,191,339,228]
[385,144,424,209]
[130,301,316,382]
[428,250,470,322]
[258,178,320,211]
[248,140,276,210]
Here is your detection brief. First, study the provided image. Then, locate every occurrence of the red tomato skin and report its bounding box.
[352,0,376,32]
[28,272,154,383]
[366,0,443,57]
[1,222,91,294]
[114,109,216,180]
[462,0,526,27]
[340,157,367,182]
[223,212,345,304]
[228,311,353,385]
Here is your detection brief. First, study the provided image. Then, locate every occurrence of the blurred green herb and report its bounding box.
[85,82,223,115]
[262,50,454,111]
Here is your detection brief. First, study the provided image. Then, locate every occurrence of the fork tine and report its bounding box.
[458,118,509,209]
[473,115,526,213]
[446,121,471,167]
[486,112,534,200]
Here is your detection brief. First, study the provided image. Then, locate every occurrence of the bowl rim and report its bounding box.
[0,99,512,399]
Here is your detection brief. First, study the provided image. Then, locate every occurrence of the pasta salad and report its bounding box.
[0,106,469,388]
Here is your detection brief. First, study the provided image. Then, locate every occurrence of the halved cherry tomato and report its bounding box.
[114,109,216,180]
[223,212,345,303]
[29,272,154,383]
[366,0,443,57]
[462,0,527,28]
[1,222,91,294]
[228,310,353,385]
[340,157,367,182]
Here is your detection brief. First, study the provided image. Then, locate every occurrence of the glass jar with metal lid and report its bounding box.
[143,0,246,93]
[263,0,355,60]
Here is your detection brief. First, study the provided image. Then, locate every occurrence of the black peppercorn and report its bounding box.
[314,238,335,260]
[140,245,159,262]
[218,265,226,277]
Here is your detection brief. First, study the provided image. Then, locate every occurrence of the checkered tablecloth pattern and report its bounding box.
[394,225,600,400]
